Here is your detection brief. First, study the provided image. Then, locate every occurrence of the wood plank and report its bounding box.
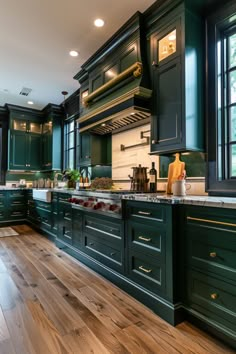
[0,273,51,354]
[0,305,10,342]
[0,238,86,336]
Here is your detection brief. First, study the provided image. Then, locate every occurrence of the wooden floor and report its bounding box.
[0,225,234,354]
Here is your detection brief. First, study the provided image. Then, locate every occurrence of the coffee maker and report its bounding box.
[129,164,149,192]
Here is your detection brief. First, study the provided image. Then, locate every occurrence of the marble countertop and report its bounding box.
[122,194,236,209]
[2,187,236,208]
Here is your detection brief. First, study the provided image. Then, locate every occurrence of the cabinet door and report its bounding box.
[42,132,52,169]
[151,57,182,154]
[79,133,91,165]
[28,134,42,170]
[72,209,83,248]
[9,131,27,169]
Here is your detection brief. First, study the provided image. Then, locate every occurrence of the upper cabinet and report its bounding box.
[8,109,43,171]
[7,104,63,171]
[146,3,205,155]
[42,104,63,171]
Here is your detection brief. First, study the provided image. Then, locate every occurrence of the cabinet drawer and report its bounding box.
[127,250,165,296]
[185,221,236,282]
[9,208,26,219]
[58,219,72,245]
[84,234,123,272]
[8,190,25,198]
[9,199,25,207]
[127,220,165,257]
[84,215,122,239]
[0,208,6,220]
[186,270,236,333]
[0,191,6,199]
[35,201,52,211]
[125,201,167,223]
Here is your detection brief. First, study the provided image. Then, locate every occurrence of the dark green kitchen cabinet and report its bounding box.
[0,190,26,223]
[57,193,72,245]
[0,191,6,221]
[8,114,42,171]
[181,205,236,349]
[125,201,175,301]
[42,120,52,170]
[83,212,124,273]
[147,3,204,154]
[41,115,62,171]
[72,208,83,249]
[78,132,111,167]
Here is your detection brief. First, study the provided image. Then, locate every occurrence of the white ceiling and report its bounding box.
[0,0,156,110]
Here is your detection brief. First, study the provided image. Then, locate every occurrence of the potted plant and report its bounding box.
[62,169,81,189]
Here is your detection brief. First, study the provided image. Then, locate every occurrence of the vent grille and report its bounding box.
[19,87,32,96]
[89,110,151,135]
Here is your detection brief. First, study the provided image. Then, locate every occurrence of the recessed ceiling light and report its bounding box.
[27,101,34,105]
[94,18,104,27]
[69,50,79,57]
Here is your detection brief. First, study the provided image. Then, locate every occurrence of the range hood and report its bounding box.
[74,13,152,135]
[79,83,151,135]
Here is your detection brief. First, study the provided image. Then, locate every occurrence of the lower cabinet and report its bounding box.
[27,193,54,236]
[0,190,26,223]
[57,193,72,245]
[181,205,236,349]
[72,208,83,248]
[126,201,173,300]
[83,213,124,273]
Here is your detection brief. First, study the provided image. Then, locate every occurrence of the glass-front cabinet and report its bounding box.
[8,111,43,171]
[12,118,42,134]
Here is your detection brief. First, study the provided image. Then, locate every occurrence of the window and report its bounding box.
[0,113,8,185]
[207,3,236,195]
[217,28,236,178]
[63,119,77,170]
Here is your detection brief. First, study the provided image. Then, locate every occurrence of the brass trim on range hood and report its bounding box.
[83,62,142,107]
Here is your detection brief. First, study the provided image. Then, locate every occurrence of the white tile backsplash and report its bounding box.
[112,123,159,180]
[111,123,207,195]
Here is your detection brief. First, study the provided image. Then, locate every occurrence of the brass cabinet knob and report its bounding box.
[210,293,218,300]
[209,252,217,258]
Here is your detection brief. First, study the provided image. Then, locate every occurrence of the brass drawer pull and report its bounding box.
[138,211,151,216]
[187,216,236,228]
[210,293,218,300]
[209,252,217,258]
[138,265,152,274]
[138,236,152,242]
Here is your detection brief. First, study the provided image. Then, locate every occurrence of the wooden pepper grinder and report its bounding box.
[166,153,185,194]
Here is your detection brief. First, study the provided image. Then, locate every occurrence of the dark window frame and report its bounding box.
[207,1,236,196]
[63,118,77,170]
[0,110,8,185]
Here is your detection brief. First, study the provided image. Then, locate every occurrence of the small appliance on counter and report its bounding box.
[129,164,149,192]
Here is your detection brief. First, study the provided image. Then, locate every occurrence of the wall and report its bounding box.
[112,123,207,195]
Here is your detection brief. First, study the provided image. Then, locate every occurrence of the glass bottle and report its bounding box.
[149,162,157,193]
